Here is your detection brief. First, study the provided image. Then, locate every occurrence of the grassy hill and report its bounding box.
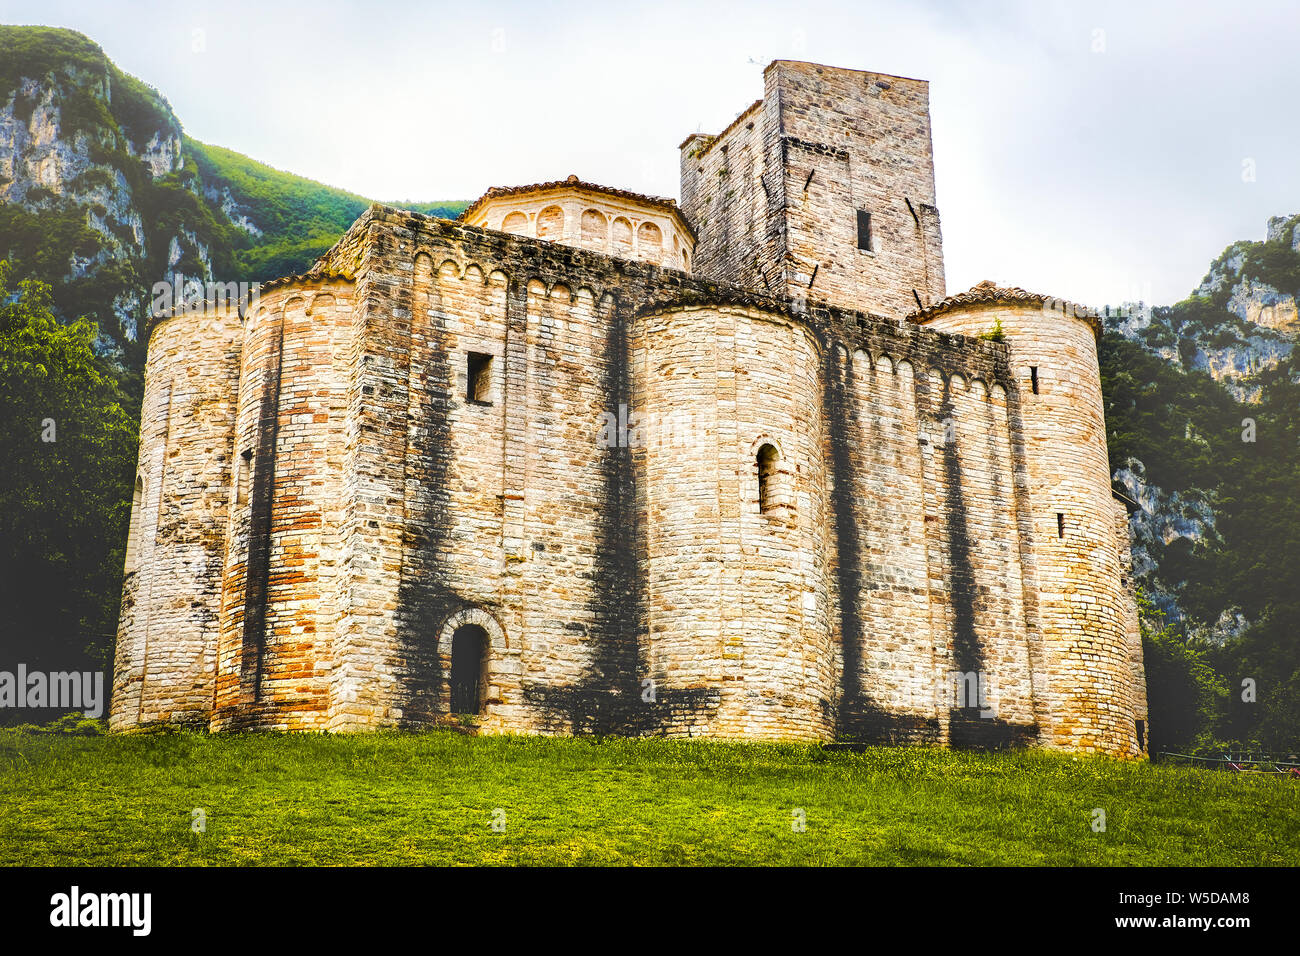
[2,730,1296,866]
[184,138,467,282]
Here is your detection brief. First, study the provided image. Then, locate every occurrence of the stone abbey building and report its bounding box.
[111,60,1148,755]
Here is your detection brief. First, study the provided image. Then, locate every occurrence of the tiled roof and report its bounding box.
[908,279,1099,331]
[458,175,695,239]
[259,269,352,292]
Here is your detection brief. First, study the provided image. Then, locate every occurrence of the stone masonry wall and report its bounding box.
[462,185,694,271]
[212,278,354,730]
[633,305,835,740]
[823,332,1039,747]
[771,61,946,317]
[315,211,1046,743]
[109,302,241,730]
[1116,498,1149,752]
[115,205,1142,755]
[680,101,777,296]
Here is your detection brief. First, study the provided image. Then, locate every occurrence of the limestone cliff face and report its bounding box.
[202,182,263,237]
[1113,462,1215,569]
[0,37,221,352]
[1,26,470,370]
[1195,215,1300,333]
[1106,215,1300,404]
[1101,215,1300,635]
[1110,459,1257,644]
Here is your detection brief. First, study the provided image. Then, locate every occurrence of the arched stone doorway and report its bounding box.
[450,624,488,714]
[436,606,507,717]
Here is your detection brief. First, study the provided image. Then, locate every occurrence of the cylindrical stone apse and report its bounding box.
[109,302,242,730]
[913,284,1147,756]
[632,304,836,740]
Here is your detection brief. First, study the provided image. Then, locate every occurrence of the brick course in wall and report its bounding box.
[111,60,1146,756]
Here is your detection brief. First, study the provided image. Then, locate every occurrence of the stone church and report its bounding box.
[110,60,1149,755]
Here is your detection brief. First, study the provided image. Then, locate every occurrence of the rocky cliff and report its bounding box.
[1101,215,1300,642]
[1104,214,1300,404]
[0,25,466,368]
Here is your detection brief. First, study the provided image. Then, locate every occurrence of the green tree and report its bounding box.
[1209,605,1300,753]
[1138,590,1228,754]
[0,261,137,691]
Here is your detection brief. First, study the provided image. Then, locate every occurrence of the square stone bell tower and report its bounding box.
[680,59,946,319]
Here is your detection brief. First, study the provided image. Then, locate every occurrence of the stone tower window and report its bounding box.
[1030,367,1040,394]
[1057,512,1065,538]
[450,623,489,715]
[856,210,873,252]
[757,443,780,515]
[467,352,493,404]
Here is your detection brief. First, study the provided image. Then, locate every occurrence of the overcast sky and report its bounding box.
[3,0,1297,307]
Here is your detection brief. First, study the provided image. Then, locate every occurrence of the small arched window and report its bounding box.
[236,449,252,506]
[757,443,779,515]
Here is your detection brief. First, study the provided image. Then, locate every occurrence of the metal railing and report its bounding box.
[1159,751,1300,775]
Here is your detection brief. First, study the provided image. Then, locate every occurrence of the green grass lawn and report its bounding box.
[2,729,1296,866]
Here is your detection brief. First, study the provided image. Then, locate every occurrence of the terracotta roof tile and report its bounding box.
[908,279,1099,332]
[259,269,353,292]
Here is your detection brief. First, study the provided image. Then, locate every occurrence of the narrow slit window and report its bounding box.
[1057,512,1065,538]
[1030,366,1039,394]
[237,449,252,506]
[856,210,873,251]
[467,352,493,404]
[757,443,779,515]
